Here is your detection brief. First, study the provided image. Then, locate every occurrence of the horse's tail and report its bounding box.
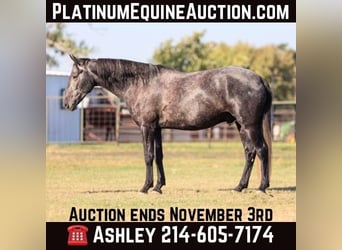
[261,78,272,179]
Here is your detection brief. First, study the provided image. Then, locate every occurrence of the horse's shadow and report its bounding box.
[81,186,296,194]
[219,186,296,192]
[268,186,296,192]
[81,189,138,194]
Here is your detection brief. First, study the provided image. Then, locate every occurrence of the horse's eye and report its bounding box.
[72,69,83,80]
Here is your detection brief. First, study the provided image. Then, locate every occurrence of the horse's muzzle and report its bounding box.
[63,98,76,111]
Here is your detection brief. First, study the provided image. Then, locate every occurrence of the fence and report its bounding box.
[46,95,295,144]
[272,101,296,142]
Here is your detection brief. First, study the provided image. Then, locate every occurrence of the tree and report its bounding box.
[153,31,296,101]
[249,44,296,100]
[153,31,212,72]
[46,23,92,67]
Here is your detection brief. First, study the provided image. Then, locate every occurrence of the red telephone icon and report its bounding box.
[67,225,88,246]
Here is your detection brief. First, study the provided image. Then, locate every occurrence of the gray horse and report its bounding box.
[64,55,272,194]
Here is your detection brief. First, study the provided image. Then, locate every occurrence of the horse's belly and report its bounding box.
[158,109,234,130]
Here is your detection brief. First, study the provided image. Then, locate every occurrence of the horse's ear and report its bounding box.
[69,54,80,65]
[69,54,87,72]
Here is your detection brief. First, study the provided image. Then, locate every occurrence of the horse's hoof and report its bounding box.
[139,187,148,194]
[152,189,162,194]
[232,185,245,192]
[231,189,241,193]
[139,185,152,194]
[152,190,162,194]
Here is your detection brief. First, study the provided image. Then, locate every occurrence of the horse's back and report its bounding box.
[172,66,268,109]
[166,66,265,92]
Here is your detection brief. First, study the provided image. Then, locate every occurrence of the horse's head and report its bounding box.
[63,54,96,111]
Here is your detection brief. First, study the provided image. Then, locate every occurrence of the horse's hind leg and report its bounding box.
[153,128,166,193]
[140,125,155,193]
[237,124,270,192]
[234,122,257,192]
[253,133,270,192]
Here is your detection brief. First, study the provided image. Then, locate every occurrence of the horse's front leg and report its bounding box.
[153,128,166,193]
[140,125,155,193]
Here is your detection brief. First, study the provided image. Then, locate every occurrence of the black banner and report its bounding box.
[47,222,295,249]
[46,0,296,23]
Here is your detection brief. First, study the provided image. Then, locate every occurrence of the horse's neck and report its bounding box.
[91,70,127,99]
[93,60,160,99]
[98,78,126,99]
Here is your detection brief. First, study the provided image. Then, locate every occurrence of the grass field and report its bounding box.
[46,142,296,222]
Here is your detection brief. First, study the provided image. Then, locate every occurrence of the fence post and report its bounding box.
[115,98,121,145]
[80,103,84,143]
[207,128,212,149]
[46,98,49,144]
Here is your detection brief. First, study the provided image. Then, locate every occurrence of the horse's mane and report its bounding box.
[90,58,174,88]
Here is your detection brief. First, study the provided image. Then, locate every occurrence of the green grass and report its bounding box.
[46,142,296,222]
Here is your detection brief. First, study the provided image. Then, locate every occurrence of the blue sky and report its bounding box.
[50,23,296,72]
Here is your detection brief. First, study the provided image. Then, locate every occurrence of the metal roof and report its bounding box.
[46,70,70,76]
